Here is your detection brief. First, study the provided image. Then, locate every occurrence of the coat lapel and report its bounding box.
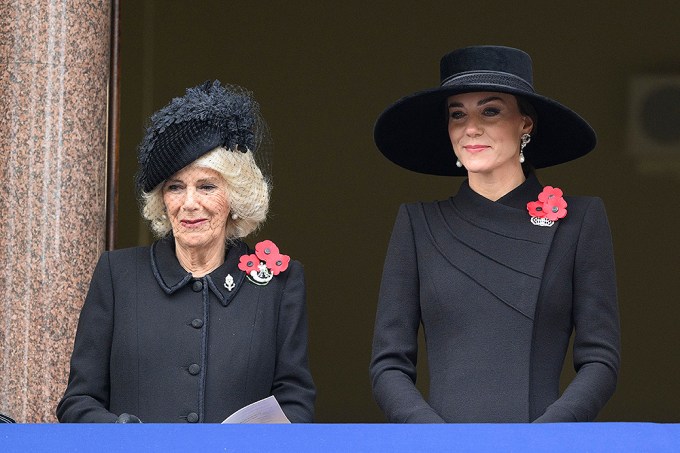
[206,240,249,307]
[151,237,249,307]
[421,174,558,320]
[150,237,193,293]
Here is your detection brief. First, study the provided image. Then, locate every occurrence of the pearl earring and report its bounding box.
[231,213,238,220]
[520,133,531,163]
[456,159,463,168]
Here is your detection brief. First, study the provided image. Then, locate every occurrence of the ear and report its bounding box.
[521,116,534,134]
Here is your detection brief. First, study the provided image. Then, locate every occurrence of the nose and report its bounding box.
[182,187,199,210]
[464,116,483,136]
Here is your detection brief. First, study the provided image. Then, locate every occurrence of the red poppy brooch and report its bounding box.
[526,186,567,227]
[236,240,291,286]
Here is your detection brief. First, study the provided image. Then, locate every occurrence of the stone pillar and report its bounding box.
[0,0,111,422]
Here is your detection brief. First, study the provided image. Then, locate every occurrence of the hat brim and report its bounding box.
[374,84,596,176]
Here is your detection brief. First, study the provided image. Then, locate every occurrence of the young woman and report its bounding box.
[370,46,620,423]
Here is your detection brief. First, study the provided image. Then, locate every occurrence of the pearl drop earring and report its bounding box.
[520,133,531,163]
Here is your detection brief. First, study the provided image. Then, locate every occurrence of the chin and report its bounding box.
[462,164,492,174]
[464,159,519,177]
[176,233,216,249]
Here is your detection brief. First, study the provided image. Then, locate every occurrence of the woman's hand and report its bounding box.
[115,413,142,423]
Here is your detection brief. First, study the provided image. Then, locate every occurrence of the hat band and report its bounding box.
[441,70,535,93]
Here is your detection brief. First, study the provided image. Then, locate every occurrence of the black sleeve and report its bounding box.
[271,260,316,422]
[56,252,119,423]
[535,198,620,422]
[370,204,445,423]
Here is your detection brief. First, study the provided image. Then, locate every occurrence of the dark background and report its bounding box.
[117,1,680,422]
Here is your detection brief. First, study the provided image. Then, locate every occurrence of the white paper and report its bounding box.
[221,395,291,424]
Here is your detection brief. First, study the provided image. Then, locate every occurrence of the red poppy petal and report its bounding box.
[531,187,567,222]
[238,254,260,272]
[264,254,282,269]
[538,186,564,203]
[527,201,545,218]
[269,254,290,275]
[543,204,566,221]
[255,240,280,261]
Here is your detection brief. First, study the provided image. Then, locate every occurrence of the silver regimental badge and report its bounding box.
[224,274,235,291]
[247,262,274,286]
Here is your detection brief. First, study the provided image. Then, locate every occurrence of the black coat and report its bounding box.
[370,174,620,423]
[57,237,315,423]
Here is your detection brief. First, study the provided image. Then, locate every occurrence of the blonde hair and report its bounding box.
[141,147,270,240]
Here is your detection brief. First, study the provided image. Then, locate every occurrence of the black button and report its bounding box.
[188,364,200,375]
[192,280,203,292]
[187,412,199,423]
[191,319,203,328]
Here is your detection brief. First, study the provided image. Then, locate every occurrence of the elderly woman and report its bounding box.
[57,81,315,423]
[370,46,620,423]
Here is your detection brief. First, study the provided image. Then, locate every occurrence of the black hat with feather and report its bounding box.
[137,80,267,192]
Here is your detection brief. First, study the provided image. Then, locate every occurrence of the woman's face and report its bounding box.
[447,91,533,179]
[163,165,230,253]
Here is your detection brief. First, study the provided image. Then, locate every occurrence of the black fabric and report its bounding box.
[373,46,596,176]
[140,121,226,193]
[136,80,260,192]
[440,46,534,88]
[442,72,534,91]
[57,238,315,423]
[0,413,16,423]
[369,174,620,422]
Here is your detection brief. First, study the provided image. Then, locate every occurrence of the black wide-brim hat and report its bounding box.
[374,46,596,176]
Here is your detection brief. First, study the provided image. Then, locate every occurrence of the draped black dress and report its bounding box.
[370,174,620,422]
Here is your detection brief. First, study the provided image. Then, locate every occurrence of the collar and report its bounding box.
[496,172,544,210]
[457,171,543,210]
[150,236,249,307]
[422,172,556,319]
[451,172,547,241]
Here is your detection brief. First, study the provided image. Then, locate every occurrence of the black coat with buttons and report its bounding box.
[57,237,315,423]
